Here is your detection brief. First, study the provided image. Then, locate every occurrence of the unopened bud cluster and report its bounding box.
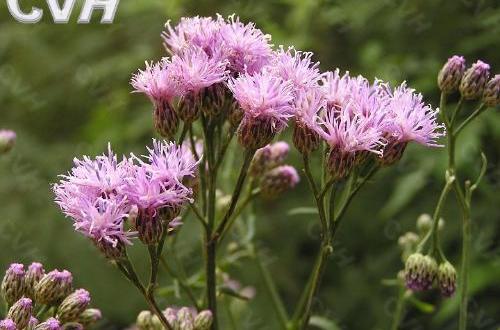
[249,141,300,199]
[136,307,213,330]
[1,262,101,329]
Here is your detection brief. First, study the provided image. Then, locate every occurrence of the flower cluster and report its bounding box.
[0,263,101,329]
[136,307,213,330]
[133,15,444,180]
[249,141,299,199]
[54,140,198,257]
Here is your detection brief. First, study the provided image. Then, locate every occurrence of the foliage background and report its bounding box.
[0,0,499,329]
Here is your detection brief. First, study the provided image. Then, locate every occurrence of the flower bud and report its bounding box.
[237,117,276,150]
[163,308,178,328]
[438,262,457,297]
[57,289,91,323]
[61,323,83,330]
[293,123,321,155]
[228,101,244,127]
[194,310,213,330]
[77,308,102,327]
[326,147,356,180]
[249,145,272,176]
[416,214,432,233]
[482,74,500,107]
[94,239,126,260]
[398,232,419,249]
[27,316,39,330]
[0,319,16,330]
[177,92,202,123]
[177,307,194,330]
[34,270,73,305]
[34,318,61,330]
[1,263,26,305]
[269,142,290,167]
[260,165,300,199]
[437,55,466,94]
[25,263,45,300]
[0,130,16,154]
[137,311,155,330]
[404,253,438,291]
[203,83,226,116]
[7,297,33,329]
[134,210,165,245]
[154,101,179,140]
[459,60,490,100]
[379,141,407,167]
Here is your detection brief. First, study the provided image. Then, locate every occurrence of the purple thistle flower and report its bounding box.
[170,45,228,95]
[162,16,224,58]
[459,60,491,100]
[383,82,445,147]
[34,317,61,330]
[228,71,294,149]
[0,319,16,330]
[7,297,32,329]
[57,289,91,323]
[220,15,273,74]
[269,46,321,92]
[1,264,25,305]
[140,139,199,186]
[294,87,325,129]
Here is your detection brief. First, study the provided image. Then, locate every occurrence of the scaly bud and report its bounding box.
[194,310,213,330]
[482,74,500,107]
[203,83,226,116]
[398,232,419,250]
[293,122,321,155]
[416,214,432,233]
[459,60,490,100]
[134,210,165,245]
[25,263,45,300]
[0,319,16,330]
[177,92,202,123]
[437,55,466,94]
[404,253,438,291]
[260,165,300,199]
[34,318,61,330]
[326,147,356,180]
[378,141,407,167]
[0,130,16,154]
[7,297,33,329]
[438,262,457,297]
[34,270,73,305]
[1,263,26,305]
[177,307,195,330]
[154,101,179,140]
[57,289,91,323]
[77,308,102,327]
[163,308,178,328]
[237,117,276,150]
[27,316,39,330]
[61,323,83,330]
[136,311,155,330]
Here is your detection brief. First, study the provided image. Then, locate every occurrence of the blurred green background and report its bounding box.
[1,0,499,329]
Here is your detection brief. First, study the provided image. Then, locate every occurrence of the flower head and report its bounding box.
[269,47,321,92]
[7,297,33,329]
[1,264,25,305]
[260,165,300,199]
[0,130,16,154]
[437,262,457,297]
[404,253,438,292]
[57,289,91,323]
[0,319,16,330]
[131,59,182,104]
[438,55,466,93]
[25,262,45,299]
[35,270,73,305]
[228,71,294,149]
[459,60,490,100]
[483,74,500,107]
[220,15,273,74]
[34,318,60,330]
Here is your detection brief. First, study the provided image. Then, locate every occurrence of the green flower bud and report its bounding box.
[438,262,457,297]
[398,232,419,248]
[163,308,178,328]
[177,307,195,330]
[137,311,155,330]
[416,214,432,233]
[459,60,490,100]
[77,308,102,327]
[438,55,466,94]
[34,270,73,306]
[1,264,26,306]
[482,74,500,107]
[7,297,33,329]
[194,310,213,330]
[57,289,91,323]
[404,253,438,291]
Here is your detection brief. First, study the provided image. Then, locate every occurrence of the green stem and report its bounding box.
[189,203,208,230]
[213,150,255,241]
[454,103,486,137]
[178,122,189,144]
[302,154,328,233]
[430,174,454,258]
[449,98,464,128]
[390,286,406,330]
[253,247,289,329]
[458,202,471,330]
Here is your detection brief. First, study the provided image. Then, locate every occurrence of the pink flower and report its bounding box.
[382,82,445,147]
[269,46,321,92]
[220,15,273,74]
[294,87,325,129]
[169,45,228,95]
[131,59,183,105]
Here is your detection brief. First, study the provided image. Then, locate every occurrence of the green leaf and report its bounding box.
[309,316,342,330]
[287,207,318,216]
